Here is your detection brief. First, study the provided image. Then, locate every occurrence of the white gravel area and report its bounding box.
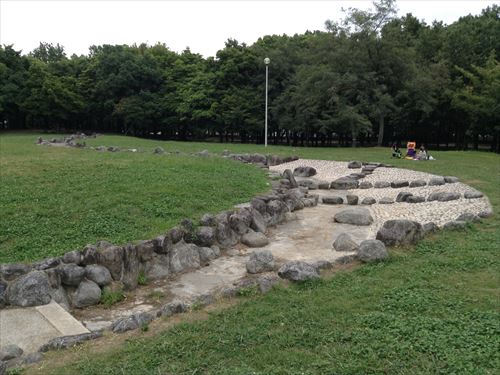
[271,159,492,229]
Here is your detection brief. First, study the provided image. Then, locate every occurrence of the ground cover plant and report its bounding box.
[9,132,497,375]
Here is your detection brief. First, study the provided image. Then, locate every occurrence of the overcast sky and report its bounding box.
[1,0,497,57]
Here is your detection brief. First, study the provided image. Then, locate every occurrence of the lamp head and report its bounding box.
[264,57,270,65]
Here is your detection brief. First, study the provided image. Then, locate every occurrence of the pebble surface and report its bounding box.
[271,159,492,229]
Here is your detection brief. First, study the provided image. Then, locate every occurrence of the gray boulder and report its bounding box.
[298,180,318,189]
[317,181,331,189]
[361,197,376,205]
[112,312,154,333]
[81,245,98,265]
[59,263,86,286]
[168,226,185,244]
[200,213,217,227]
[333,233,358,252]
[257,274,280,294]
[72,279,101,308]
[409,180,427,188]
[444,176,459,183]
[136,240,156,262]
[346,195,358,205]
[241,231,270,248]
[85,265,112,287]
[376,219,423,246]
[334,208,373,226]
[33,257,60,271]
[322,196,344,205]
[357,240,388,263]
[198,246,220,265]
[427,191,461,202]
[443,220,467,230]
[374,181,390,188]
[396,191,413,203]
[464,191,483,199]
[347,161,362,169]
[229,210,252,235]
[121,244,140,290]
[331,177,359,190]
[422,222,439,234]
[266,200,288,225]
[153,146,165,154]
[246,250,275,274]
[250,208,267,233]
[97,245,124,280]
[216,213,239,248]
[0,345,23,361]
[478,210,493,218]
[195,226,216,247]
[62,250,82,264]
[391,181,409,188]
[407,196,426,204]
[169,241,201,273]
[39,332,103,352]
[0,263,31,281]
[293,166,317,177]
[143,254,170,280]
[0,281,7,307]
[7,271,52,307]
[250,198,267,215]
[359,181,373,189]
[278,261,320,282]
[157,300,188,317]
[456,212,480,223]
[378,197,394,204]
[428,176,446,186]
[282,169,298,188]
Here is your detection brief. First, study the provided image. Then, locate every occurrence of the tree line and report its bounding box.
[1,0,499,151]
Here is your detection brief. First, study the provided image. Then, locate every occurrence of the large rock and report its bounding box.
[456,212,480,223]
[153,146,165,154]
[249,208,267,233]
[241,231,269,248]
[0,281,7,307]
[322,196,343,205]
[72,279,101,308]
[331,177,359,190]
[391,181,409,188]
[39,332,103,352]
[298,180,318,189]
[444,176,459,183]
[246,250,275,274]
[318,181,331,189]
[378,197,394,204]
[0,344,23,361]
[97,246,124,280]
[216,212,239,248]
[428,176,446,186]
[200,213,217,227]
[136,240,156,262]
[81,245,99,265]
[7,271,52,307]
[266,199,288,225]
[427,191,461,202]
[443,220,467,230]
[121,244,140,290]
[376,219,423,246]
[293,166,316,177]
[194,226,216,247]
[407,196,426,204]
[112,312,154,333]
[62,250,82,265]
[169,241,201,273]
[157,300,188,317]
[250,198,267,215]
[347,161,362,169]
[374,181,390,188]
[357,240,388,263]
[278,261,320,282]
[85,265,112,287]
[409,180,427,188]
[198,246,220,265]
[143,254,170,280]
[396,191,413,203]
[0,263,31,281]
[333,233,358,252]
[422,222,439,234]
[361,197,376,205]
[282,169,298,188]
[59,264,86,286]
[346,195,359,205]
[229,210,252,235]
[334,208,373,226]
[359,181,373,189]
[33,257,60,271]
[464,191,483,199]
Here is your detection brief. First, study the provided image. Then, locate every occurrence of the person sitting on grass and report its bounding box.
[391,144,402,158]
[405,142,417,159]
[417,145,428,160]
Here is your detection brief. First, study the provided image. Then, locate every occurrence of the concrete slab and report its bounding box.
[0,301,88,353]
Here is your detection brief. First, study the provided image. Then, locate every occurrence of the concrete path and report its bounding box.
[0,301,89,353]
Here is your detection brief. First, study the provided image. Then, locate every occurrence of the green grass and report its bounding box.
[2,132,500,374]
[0,133,269,263]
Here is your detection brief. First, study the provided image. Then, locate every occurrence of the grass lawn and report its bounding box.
[2,132,499,374]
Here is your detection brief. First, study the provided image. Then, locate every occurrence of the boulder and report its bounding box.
[157,300,188,317]
[464,191,483,199]
[332,233,358,252]
[361,197,376,205]
[322,196,343,205]
[0,345,23,361]
[407,196,426,204]
[409,180,427,188]
[85,265,112,287]
[396,191,413,203]
[0,263,31,281]
[318,181,331,189]
[478,210,493,218]
[111,312,154,333]
[331,177,359,190]
[216,213,239,248]
[391,181,409,188]
[298,180,318,189]
[59,264,86,286]
[153,146,165,154]
[169,241,201,273]
[374,181,390,188]
[278,261,320,282]
[62,250,82,265]
[250,208,267,233]
[428,176,446,186]
[347,161,362,169]
[121,244,140,290]
[72,279,101,308]
[250,198,267,215]
[198,246,220,265]
[427,191,461,202]
[194,226,216,247]
[444,176,459,183]
[346,195,359,205]
[456,212,480,223]
[282,169,298,188]
[246,250,275,274]
[200,213,217,227]
[33,257,60,271]
[334,208,373,226]
[378,197,394,204]
[257,274,280,294]
[293,166,317,177]
[168,226,185,244]
[359,181,373,189]
[229,210,252,235]
[266,199,288,225]
[376,219,423,246]
[357,240,388,263]
[0,281,7,307]
[81,245,99,265]
[7,271,52,307]
[39,332,103,352]
[422,222,439,235]
[143,254,170,280]
[136,240,156,262]
[443,220,467,230]
[241,231,270,248]
[97,246,124,281]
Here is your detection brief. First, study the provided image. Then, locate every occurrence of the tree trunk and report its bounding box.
[377,114,385,147]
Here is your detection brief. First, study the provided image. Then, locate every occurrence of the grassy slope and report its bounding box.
[0,133,269,263]
[12,133,498,375]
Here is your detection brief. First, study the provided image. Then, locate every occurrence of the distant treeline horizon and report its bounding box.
[1,1,499,151]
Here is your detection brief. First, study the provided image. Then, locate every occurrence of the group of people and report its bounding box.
[391,142,433,160]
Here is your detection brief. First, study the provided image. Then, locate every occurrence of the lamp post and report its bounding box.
[264,57,270,147]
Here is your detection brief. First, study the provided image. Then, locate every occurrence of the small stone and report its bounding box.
[422,222,439,234]
[298,180,318,189]
[241,231,270,248]
[409,180,427,188]
[346,195,358,205]
[257,274,280,294]
[198,246,220,265]
[39,332,103,352]
[478,210,492,218]
[317,181,330,189]
[112,312,154,333]
[278,261,320,282]
[361,197,376,205]
[331,177,359,190]
[374,181,390,188]
[443,220,467,230]
[333,233,358,252]
[391,181,409,188]
[464,191,483,199]
[456,212,480,223]
[347,161,362,169]
[396,192,413,203]
[0,345,23,361]
[157,300,188,317]
[444,176,459,183]
[359,181,373,189]
[154,146,165,154]
[378,197,394,204]
[33,257,60,271]
[293,166,317,177]
[427,192,461,202]
[62,250,82,264]
[246,250,275,274]
[334,208,373,226]
[428,176,446,186]
[357,240,388,263]
[200,213,217,227]
[407,196,426,204]
[322,196,344,205]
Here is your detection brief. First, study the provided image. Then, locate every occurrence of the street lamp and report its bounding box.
[264,57,270,147]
